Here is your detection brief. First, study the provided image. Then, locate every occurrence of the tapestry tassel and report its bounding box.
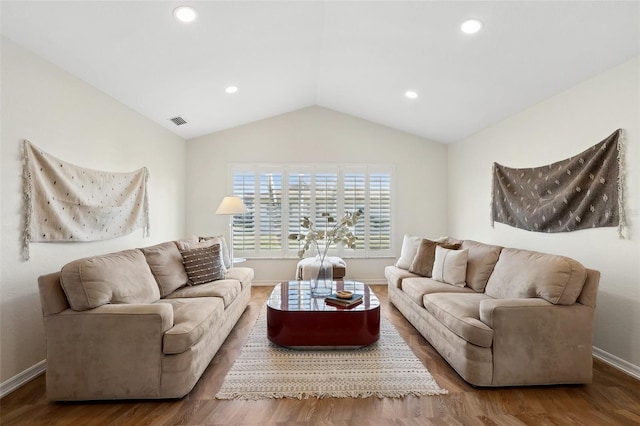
[490,163,495,228]
[617,129,626,239]
[22,140,33,261]
[143,167,151,238]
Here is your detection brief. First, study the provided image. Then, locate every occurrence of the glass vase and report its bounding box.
[309,256,333,297]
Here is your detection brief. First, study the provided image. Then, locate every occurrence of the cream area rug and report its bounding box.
[215,306,448,400]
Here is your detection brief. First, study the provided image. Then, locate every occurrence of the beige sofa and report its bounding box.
[386,237,599,387]
[37,236,253,401]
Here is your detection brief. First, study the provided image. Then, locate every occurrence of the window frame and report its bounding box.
[228,163,395,259]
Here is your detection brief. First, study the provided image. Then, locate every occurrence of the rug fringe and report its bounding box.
[215,388,449,401]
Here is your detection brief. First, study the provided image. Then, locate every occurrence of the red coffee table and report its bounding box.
[266,281,380,348]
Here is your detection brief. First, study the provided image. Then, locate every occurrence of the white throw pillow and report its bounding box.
[432,246,468,287]
[395,234,422,269]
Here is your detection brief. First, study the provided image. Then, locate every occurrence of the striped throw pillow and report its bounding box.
[180,243,225,285]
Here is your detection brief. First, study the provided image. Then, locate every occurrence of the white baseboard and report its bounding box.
[593,346,640,380]
[0,360,46,398]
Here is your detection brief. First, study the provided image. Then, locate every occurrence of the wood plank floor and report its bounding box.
[1,285,639,425]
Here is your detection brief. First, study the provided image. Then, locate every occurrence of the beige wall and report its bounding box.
[186,106,449,283]
[0,38,187,383]
[3,36,637,391]
[448,57,640,371]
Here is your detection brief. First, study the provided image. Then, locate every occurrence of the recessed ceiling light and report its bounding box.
[225,86,238,94]
[174,6,197,23]
[461,19,483,34]
[404,91,418,99]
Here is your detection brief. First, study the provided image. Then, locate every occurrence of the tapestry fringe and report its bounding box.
[490,163,495,228]
[143,167,150,238]
[617,129,626,239]
[22,140,33,261]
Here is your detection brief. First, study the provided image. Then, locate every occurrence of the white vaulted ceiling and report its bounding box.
[2,1,639,143]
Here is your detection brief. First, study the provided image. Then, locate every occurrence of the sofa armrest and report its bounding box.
[479,298,552,327]
[479,298,595,385]
[59,302,175,329]
[43,303,173,400]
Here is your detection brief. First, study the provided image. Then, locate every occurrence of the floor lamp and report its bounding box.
[216,196,248,266]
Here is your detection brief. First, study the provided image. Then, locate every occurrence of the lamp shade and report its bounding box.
[216,196,247,215]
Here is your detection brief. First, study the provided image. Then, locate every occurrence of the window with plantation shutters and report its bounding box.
[314,173,338,249]
[230,165,393,258]
[288,173,311,253]
[232,172,255,251]
[369,172,391,250]
[344,172,366,250]
[259,173,282,250]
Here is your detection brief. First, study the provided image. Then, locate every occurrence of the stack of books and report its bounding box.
[325,293,363,308]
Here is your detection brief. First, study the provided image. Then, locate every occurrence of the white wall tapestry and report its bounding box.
[22,140,150,260]
[491,129,625,238]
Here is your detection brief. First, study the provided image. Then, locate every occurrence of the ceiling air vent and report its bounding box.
[170,116,188,126]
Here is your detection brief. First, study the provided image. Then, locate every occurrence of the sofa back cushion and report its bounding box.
[60,249,160,311]
[141,242,189,297]
[460,240,503,292]
[484,248,587,305]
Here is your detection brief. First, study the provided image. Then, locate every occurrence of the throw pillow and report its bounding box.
[409,239,461,277]
[395,234,422,269]
[180,243,225,286]
[200,235,231,270]
[432,246,468,287]
[176,238,227,273]
[396,235,449,270]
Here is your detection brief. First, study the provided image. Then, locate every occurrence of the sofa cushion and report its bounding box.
[180,244,225,286]
[161,297,225,354]
[384,266,419,290]
[166,279,241,308]
[423,293,494,348]
[460,240,503,292]
[60,249,160,311]
[224,267,255,290]
[403,277,475,307]
[141,242,189,297]
[409,239,461,277]
[485,248,587,305]
[432,246,468,287]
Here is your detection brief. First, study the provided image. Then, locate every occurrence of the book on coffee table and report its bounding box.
[324,293,363,307]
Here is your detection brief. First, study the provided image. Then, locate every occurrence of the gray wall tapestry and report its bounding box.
[22,140,150,260]
[491,129,625,237]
